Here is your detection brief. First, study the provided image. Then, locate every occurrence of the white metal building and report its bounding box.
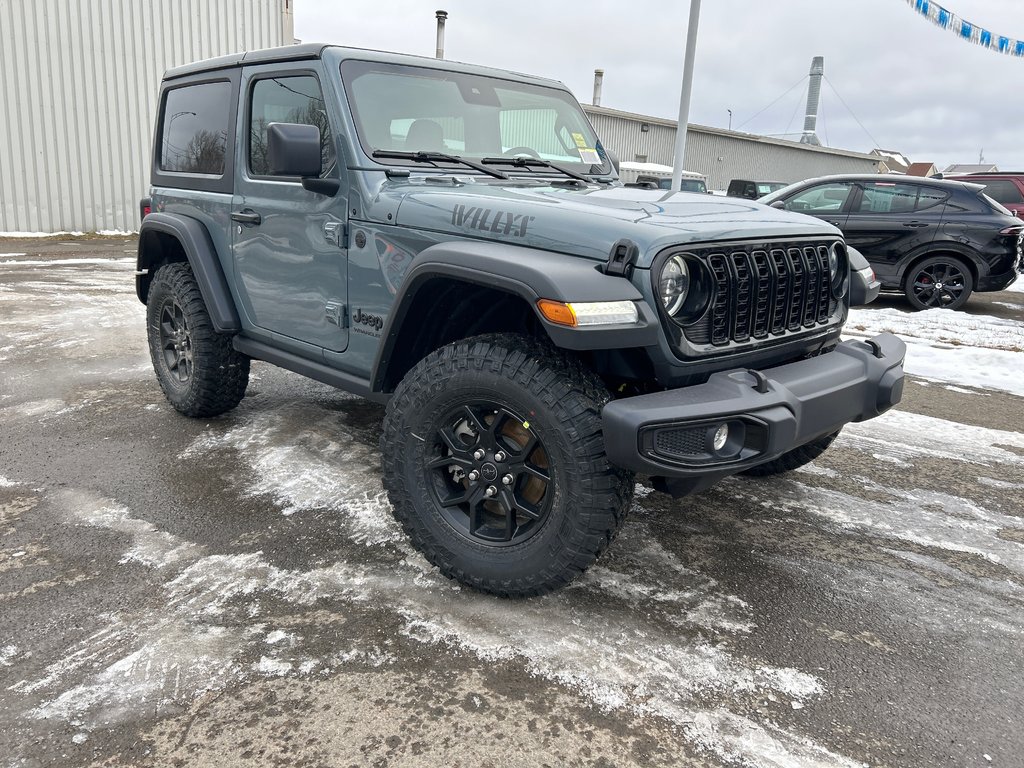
[0,0,294,234]
[584,105,880,192]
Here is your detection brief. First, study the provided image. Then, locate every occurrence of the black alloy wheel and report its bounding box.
[145,262,249,417]
[427,402,552,546]
[158,299,194,384]
[905,256,973,310]
[381,333,634,597]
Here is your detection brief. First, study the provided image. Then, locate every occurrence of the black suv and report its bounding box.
[727,179,787,200]
[761,175,1022,310]
[135,45,904,596]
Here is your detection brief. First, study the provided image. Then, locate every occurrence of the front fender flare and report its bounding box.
[137,212,240,333]
[370,240,661,392]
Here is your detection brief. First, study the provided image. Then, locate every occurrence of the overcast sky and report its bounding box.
[295,0,1024,170]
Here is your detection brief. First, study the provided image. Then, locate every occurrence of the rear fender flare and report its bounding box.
[137,212,240,333]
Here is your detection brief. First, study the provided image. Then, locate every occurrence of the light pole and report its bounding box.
[727,109,732,131]
[670,0,701,192]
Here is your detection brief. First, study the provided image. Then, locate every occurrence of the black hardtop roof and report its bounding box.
[162,43,566,90]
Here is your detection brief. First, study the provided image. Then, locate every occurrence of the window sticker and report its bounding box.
[577,148,601,164]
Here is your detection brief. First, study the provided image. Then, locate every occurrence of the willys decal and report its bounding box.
[451,205,535,237]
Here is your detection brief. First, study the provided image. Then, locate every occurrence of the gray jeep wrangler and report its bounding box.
[136,44,905,597]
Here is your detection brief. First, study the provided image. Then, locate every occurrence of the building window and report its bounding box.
[635,154,647,163]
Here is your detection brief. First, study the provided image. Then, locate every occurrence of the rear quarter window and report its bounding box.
[159,81,233,175]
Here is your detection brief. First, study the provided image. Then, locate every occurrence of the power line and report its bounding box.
[783,82,805,141]
[734,74,808,131]
[822,74,881,149]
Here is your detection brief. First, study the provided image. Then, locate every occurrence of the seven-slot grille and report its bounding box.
[684,242,837,346]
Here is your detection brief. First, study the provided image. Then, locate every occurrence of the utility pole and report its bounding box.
[671,0,701,192]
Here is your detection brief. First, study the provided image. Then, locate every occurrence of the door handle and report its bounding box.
[903,221,929,228]
[231,209,262,225]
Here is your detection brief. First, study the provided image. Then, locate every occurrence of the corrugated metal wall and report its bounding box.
[0,0,291,234]
[586,108,880,192]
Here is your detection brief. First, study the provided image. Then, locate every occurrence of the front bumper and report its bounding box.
[602,333,906,496]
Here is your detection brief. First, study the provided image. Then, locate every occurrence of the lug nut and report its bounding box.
[484,486,497,497]
[502,474,514,486]
[494,451,506,462]
[468,470,479,481]
[473,449,485,461]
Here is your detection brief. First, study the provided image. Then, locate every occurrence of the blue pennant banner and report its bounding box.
[905,0,1024,56]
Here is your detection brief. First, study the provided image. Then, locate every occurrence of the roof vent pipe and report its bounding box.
[800,56,824,146]
[435,10,447,59]
[592,69,604,107]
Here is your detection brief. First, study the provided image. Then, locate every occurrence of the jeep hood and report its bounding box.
[387,181,840,268]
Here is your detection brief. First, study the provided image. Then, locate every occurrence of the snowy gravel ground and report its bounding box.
[0,238,1022,768]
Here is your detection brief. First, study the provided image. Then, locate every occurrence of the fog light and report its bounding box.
[712,423,729,452]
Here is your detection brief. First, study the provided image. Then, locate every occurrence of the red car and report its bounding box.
[943,172,1024,217]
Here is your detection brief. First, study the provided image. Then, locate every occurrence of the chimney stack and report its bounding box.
[435,10,447,59]
[800,56,824,146]
[592,69,604,107]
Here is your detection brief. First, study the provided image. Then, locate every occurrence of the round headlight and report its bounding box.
[659,254,690,315]
[828,244,839,276]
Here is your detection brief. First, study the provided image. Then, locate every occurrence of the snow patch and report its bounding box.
[255,656,292,676]
[180,406,401,545]
[845,306,1024,396]
[0,645,17,666]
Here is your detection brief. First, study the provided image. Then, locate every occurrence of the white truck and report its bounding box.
[617,161,708,193]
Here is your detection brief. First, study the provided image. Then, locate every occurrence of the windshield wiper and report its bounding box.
[481,156,593,183]
[371,150,509,180]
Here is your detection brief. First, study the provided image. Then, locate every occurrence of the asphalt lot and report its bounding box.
[1,236,1022,768]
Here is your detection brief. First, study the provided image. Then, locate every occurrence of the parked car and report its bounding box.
[760,175,1022,310]
[727,179,787,200]
[941,171,1024,218]
[618,161,707,193]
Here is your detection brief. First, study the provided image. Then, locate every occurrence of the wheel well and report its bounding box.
[900,250,977,289]
[137,230,187,302]
[380,279,543,392]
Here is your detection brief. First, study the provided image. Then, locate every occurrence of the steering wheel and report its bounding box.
[502,146,542,159]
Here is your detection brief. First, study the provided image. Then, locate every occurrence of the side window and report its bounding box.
[160,81,232,175]
[855,182,919,214]
[785,183,853,213]
[981,180,1024,205]
[249,75,335,177]
[915,186,949,212]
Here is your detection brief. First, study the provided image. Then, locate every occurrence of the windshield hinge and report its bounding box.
[605,239,639,278]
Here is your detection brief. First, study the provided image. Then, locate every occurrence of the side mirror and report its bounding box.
[606,148,621,175]
[769,200,787,210]
[268,122,322,177]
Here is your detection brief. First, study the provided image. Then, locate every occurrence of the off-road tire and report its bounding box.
[740,430,840,477]
[381,333,634,597]
[146,262,249,417]
[903,255,973,311]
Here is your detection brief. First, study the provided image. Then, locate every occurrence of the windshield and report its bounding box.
[341,60,610,175]
[758,180,806,204]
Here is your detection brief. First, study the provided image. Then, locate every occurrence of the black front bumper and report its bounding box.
[602,333,906,496]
